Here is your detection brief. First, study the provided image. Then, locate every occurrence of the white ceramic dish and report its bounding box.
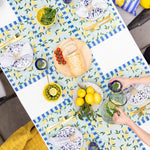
[57,126,83,150]
[73,82,103,111]
[77,0,108,20]
[8,43,33,70]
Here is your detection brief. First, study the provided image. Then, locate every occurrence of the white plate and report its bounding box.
[8,43,33,70]
[57,126,83,150]
[73,82,103,111]
[77,0,108,20]
[126,84,150,105]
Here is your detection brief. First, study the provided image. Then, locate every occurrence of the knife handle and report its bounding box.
[46,116,73,133]
[131,102,150,115]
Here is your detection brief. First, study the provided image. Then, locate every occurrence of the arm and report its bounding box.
[109,76,150,90]
[113,107,150,147]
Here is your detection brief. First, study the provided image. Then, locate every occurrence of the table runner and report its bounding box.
[33,56,150,150]
[0,0,150,149]
[0,0,126,92]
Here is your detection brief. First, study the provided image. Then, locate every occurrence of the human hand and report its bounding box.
[113,107,131,125]
[109,77,131,90]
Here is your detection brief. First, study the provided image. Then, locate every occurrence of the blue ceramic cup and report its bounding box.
[35,58,48,70]
[63,0,72,4]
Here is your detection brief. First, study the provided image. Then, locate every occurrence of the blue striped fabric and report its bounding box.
[113,0,141,16]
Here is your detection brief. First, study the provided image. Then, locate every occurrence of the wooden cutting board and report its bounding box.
[53,38,92,77]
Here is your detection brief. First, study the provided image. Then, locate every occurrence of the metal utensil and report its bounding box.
[90,18,112,32]
[46,115,73,133]
[138,107,150,118]
[130,102,150,116]
[84,15,111,31]
[0,34,23,50]
[0,33,20,47]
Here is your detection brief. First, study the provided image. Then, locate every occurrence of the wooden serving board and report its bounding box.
[53,38,92,77]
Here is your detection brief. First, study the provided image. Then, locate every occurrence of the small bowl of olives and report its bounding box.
[43,82,62,102]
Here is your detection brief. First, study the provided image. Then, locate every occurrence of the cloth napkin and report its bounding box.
[48,126,82,150]
[76,0,107,18]
[0,42,33,69]
[0,121,48,150]
[126,84,150,104]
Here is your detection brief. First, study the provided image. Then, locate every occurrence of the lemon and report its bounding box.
[85,94,94,105]
[140,0,150,9]
[76,97,84,106]
[116,0,124,6]
[49,88,57,96]
[86,87,95,94]
[93,93,102,104]
[77,89,86,97]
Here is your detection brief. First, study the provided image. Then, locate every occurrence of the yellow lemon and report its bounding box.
[77,89,86,97]
[49,88,57,96]
[140,0,150,9]
[76,97,84,106]
[116,0,124,6]
[93,93,101,104]
[85,94,94,105]
[86,86,94,94]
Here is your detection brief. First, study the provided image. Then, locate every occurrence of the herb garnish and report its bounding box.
[41,8,56,25]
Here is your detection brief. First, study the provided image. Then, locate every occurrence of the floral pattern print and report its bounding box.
[33,56,150,150]
[0,0,149,150]
[0,0,125,91]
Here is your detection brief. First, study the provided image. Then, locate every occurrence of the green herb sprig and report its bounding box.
[41,8,56,25]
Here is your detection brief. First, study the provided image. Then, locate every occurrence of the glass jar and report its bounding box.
[101,91,127,124]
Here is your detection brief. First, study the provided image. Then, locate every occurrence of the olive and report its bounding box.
[53,85,57,88]
[55,87,59,90]
[53,96,57,100]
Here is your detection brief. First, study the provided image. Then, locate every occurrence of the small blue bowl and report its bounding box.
[108,80,123,93]
[35,58,48,70]
[89,142,100,150]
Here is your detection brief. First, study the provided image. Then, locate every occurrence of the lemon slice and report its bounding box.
[111,100,122,106]
[107,101,116,110]
[49,88,57,96]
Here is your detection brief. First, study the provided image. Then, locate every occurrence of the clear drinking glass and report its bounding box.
[101,91,127,124]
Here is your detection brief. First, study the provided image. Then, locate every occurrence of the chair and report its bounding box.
[0,68,31,146]
[0,68,17,105]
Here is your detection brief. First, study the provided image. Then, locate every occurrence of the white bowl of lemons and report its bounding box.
[73,82,103,111]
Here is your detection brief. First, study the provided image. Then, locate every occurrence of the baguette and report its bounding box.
[66,50,86,76]
[63,44,77,57]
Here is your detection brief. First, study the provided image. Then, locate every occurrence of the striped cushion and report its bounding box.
[113,0,141,16]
